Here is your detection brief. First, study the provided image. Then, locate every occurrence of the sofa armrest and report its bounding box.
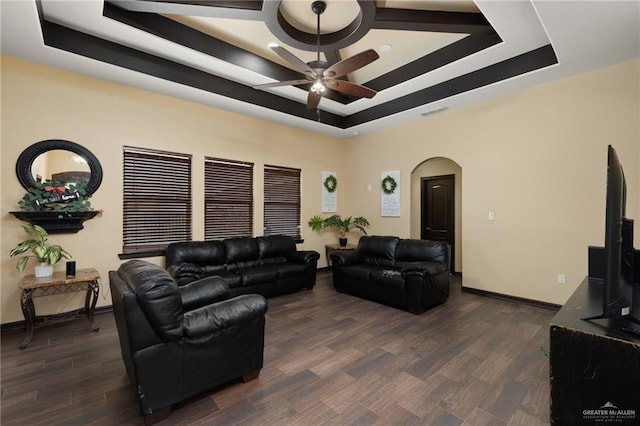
[330,251,362,266]
[179,276,230,311]
[182,294,268,337]
[167,262,203,280]
[286,250,320,264]
[399,261,446,278]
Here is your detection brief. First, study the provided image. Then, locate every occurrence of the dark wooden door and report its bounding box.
[421,175,455,272]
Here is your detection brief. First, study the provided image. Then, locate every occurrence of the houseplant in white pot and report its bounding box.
[9,223,72,277]
[307,214,370,246]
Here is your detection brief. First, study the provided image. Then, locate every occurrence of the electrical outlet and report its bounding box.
[558,274,566,284]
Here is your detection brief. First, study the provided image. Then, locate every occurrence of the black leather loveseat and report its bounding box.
[110,260,268,424]
[330,236,450,314]
[166,235,320,298]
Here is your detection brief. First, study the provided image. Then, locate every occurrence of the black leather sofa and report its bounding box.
[330,236,450,314]
[166,235,320,298]
[109,260,268,424]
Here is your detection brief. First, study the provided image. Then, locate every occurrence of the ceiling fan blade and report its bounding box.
[271,45,317,79]
[253,79,311,89]
[326,80,377,99]
[323,49,379,79]
[307,90,322,110]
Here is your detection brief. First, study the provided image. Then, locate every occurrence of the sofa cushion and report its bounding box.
[339,264,380,281]
[396,239,448,267]
[213,272,242,289]
[257,235,296,260]
[167,241,226,267]
[274,262,308,279]
[241,265,279,287]
[225,237,260,263]
[357,236,399,267]
[370,270,405,289]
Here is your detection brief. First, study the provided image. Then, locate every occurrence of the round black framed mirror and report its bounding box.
[16,139,103,196]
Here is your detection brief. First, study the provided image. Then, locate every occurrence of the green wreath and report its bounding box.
[381,175,397,195]
[323,175,337,193]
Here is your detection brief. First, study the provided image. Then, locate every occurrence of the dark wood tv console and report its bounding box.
[549,277,640,424]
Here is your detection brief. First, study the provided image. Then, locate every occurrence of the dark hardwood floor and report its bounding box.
[1,271,555,425]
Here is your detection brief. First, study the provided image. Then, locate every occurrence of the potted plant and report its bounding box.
[307,214,370,246]
[9,223,72,277]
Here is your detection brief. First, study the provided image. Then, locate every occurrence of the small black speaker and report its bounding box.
[66,261,76,277]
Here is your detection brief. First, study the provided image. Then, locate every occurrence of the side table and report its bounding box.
[325,243,357,266]
[18,267,101,349]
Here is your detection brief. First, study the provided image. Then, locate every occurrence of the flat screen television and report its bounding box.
[582,145,638,331]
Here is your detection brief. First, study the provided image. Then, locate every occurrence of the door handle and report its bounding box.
[426,227,431,231]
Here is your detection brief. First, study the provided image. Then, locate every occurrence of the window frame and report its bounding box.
[204,157,254,240]
[263,164,301,240]
[120,146,192,259]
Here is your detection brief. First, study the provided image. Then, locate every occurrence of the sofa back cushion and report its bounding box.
[166,241,226,267]
[357,236,400,266]
[117,260,183,341]
[225,237,260,264]
[395,239,449,268]
[257,235,296,262]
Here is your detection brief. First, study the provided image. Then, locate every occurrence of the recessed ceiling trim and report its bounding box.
[40,11,557,131]
[39,18,346,127]
[262,0,377,52]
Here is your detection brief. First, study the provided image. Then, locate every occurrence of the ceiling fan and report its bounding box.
[253,0,379,110]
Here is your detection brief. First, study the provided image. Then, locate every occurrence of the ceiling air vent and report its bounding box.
[420,106,449,117]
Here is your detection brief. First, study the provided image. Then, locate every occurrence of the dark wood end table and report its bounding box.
[18,267,101,349]
[325,243,357,266]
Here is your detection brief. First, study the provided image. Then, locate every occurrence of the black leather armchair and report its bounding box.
[109,260,268,424]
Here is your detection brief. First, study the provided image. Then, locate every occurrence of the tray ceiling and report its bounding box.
[1,1,639,138]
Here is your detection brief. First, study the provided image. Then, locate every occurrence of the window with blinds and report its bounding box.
[204,157,254,240]
[263,165,301,239]
[122,146,192,255]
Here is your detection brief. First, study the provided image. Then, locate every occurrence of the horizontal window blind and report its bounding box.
[123,147,192,253]
[205,157,254,240]
[264,165,301,239]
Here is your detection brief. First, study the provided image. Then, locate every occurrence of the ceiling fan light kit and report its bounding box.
[253,0,379,110]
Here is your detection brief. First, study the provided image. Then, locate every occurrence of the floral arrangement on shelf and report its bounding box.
[18,179,92,212]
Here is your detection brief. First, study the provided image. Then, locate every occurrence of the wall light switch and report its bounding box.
[367,184,372,191]
[488,211,495,221]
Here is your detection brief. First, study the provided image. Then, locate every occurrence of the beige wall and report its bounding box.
[1,55,639,324]
[1,56,344,323]
[345,58,639,305]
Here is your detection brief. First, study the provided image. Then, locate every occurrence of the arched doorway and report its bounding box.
[410,157,462,274]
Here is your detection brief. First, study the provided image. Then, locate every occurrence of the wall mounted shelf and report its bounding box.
[10,211,99,234]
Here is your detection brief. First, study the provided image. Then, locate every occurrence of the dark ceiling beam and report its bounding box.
[372,8,491,34]
[366,31,502,91]
[104,2,347,104]
[104,2,296,82]
[109,0,265,20]
[344,45,558,128]
[39,19,344,127]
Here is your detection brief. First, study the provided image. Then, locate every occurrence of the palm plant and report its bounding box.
[307,214,370,245]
